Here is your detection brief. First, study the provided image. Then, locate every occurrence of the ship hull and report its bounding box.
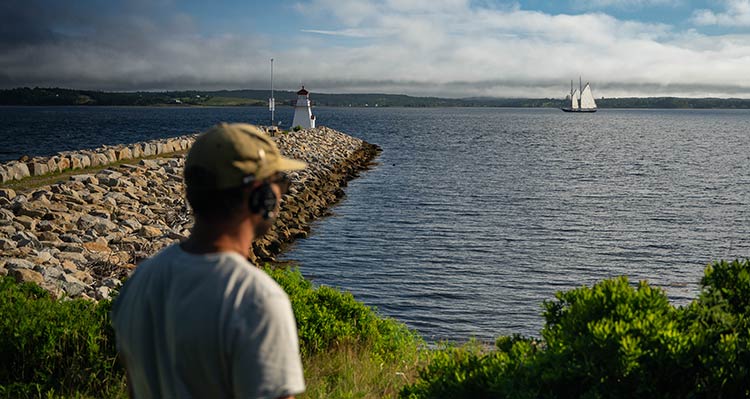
[561,107,597,113]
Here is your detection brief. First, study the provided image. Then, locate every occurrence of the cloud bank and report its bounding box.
[1,0,749,98]
[692,0,750,26]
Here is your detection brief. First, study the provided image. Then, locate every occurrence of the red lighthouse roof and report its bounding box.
[296,86,309,95]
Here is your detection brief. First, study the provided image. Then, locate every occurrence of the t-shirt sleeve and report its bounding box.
[230,292,306,398]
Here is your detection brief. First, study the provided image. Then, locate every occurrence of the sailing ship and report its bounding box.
[561,77,597,113]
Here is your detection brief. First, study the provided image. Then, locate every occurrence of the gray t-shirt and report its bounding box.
[111,244,305,399]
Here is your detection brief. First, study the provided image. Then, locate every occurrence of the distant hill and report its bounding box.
[1,87,750,109]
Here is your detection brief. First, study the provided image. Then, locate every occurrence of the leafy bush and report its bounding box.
[265,266,420,358]
[402,259,750,398]
[0,276,123,397]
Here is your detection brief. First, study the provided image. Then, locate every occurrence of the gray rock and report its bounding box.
[5,258,35,270]
[61,273,87,297]
[15,202,46,219]
[7,161,30,180]
[96,286,112,300]
[46,157,58,173]
[57,251,88,264]
[0,208,15,221]
[60,234,83,243]
[0,167,9,183]
[37,231,60,242]
[139,159,160,169]
[0,188,16,200]
[103,277,122,288]
[10,268,44,284]
[70,174,99,185]
[35,251,54,264]
[139,225,162,238]
[29,162,49,176]
[0,237,16,250]
[15,232,42,249]
[57,243,85,253]
[57,156,71,171]
[93,153,109,167]
[77,214,116,232]
[14,215,37,231]
[122,218,142,231]
[44,267,64,279]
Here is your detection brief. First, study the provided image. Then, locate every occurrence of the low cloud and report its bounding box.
[572,0,681,9]
[1,0,749,98]
[692,0,750,26]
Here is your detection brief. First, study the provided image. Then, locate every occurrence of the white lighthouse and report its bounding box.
[291,86,315,129]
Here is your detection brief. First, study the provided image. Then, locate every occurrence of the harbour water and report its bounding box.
[2,106,749,341]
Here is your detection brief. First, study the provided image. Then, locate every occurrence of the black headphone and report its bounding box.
[248,181,278,220]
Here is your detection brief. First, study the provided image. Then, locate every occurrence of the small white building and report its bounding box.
[291,86,315,129]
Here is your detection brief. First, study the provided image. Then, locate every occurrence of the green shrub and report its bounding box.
[400,339,540,399]
[292,125,302,132]
[0,276,124,397]
[265,266,420,358]
[681,260,750,396]
[402,259,750,398]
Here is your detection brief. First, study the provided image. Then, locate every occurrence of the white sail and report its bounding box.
[571,89,580,109]
[579,83,597,110]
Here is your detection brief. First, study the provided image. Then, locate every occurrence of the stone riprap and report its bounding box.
[0,127,380,301]
[0,135,197,183]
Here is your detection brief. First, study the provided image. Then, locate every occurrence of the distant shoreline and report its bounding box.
[2,87,750,109]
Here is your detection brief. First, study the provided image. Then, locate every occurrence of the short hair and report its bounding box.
[185,185,245,219]
[185,165,246,219]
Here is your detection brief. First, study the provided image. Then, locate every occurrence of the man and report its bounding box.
[112,123,307,398]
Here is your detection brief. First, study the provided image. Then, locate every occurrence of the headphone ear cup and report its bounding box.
[248,187,263,214]
[248,183,277,220]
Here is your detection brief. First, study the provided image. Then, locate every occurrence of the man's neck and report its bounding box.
[181,218,254,258]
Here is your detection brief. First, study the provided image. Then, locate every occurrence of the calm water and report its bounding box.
[2,106,749,341]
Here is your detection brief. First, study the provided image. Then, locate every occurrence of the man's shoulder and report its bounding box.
[221,257,288,303]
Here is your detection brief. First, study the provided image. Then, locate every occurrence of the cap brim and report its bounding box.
[276,157,307,172]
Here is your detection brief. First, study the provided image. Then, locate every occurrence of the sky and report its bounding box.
[1,0,750,98]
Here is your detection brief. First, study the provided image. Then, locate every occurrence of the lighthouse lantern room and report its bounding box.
[291,86,316,129]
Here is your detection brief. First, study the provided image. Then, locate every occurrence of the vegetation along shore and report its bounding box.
[3,87,750,109]
[1,126,748,397]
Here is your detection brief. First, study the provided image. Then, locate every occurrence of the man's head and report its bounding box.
[184,123,306,235]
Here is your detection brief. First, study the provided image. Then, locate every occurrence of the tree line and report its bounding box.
[2,87,750,108]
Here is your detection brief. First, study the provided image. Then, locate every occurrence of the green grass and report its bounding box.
[0,149,186,192]
[301,341,427,399]
[196,96,265,106]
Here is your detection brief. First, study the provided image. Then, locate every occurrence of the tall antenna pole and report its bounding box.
[269,58,275,126]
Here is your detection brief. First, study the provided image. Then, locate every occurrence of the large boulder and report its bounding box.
[116,147,132,160]
[46,157,59,173]
[57,156,71,171]
[7,161,30,180]
[28,162,49,176]
[0,188,15,201]
[10,268,44,285]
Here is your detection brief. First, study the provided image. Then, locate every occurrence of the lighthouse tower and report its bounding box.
[291,86,315,129]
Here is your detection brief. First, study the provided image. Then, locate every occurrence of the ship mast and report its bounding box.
[579,76,582,109]
[268,58,276,126]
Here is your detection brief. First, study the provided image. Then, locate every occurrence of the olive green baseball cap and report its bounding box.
[184,123,306,190]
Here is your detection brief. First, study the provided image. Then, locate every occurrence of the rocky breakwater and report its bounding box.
[0,127,380,301]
